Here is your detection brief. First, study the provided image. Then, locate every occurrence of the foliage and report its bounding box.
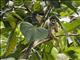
[0,0,80,60]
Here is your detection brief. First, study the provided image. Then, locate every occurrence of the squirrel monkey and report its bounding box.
[44,16,58,38]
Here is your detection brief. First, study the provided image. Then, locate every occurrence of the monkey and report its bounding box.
[44,16,58,38]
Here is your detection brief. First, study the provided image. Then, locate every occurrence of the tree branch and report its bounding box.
[20,34,80,59]
[33,34,80,48]
[56,34,80,37]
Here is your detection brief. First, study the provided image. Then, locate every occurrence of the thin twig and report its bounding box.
[33,34,80,48]
[56,34,80,37]
[33,38,50,48]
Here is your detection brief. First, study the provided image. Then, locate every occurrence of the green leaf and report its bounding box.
[5,30,17,56]
[0,21,5,29]
[14,0,23,6]
[15,8,26,18]
[20,22,48,41]
[44,41,53,53]
[61,0,77,13]
[10,41,27,59]
[63,18,80,32]
[6,13,17,29]
[6,12,23,29]
[29,52,38,60]
[11,12,23,21]
[60,8,74,17]
[51,47,58,60]
[32,1,42,12]
[64,47,80,60]
[72,0,80,6]
[0,0,6,9]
